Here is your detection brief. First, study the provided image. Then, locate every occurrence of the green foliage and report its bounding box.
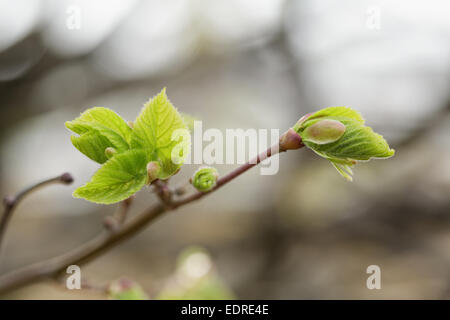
[131,88,191,179]
[191,166,219,192]
[158,275,235,300]
[68,91,394,203]
[107,278,149,300]
[73,149,148,204]
[157,247,235,300]
[294,106,395,181]
[66,107,132,163]
[67,88,190,204]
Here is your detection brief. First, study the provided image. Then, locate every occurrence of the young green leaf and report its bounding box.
[73,149,149,204]
[303,118,394,161]
[66,107,132,163]
[131,88,191,179]
[294,106,395,181]
[70,131,113,164]
[66,107,132,142]
[303,106,364,124]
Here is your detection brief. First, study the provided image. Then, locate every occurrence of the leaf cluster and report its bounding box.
[66,88,191,204]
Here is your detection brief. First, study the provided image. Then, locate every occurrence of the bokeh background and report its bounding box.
[1,0,450,299]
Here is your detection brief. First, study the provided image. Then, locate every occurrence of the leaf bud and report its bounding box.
[104,147,117,159]
[291,107,395,181]
[191,166,219,192]
[279,128,303,151]
[301,119,346,145]
[146,161,161,183]
[60,172,74,184]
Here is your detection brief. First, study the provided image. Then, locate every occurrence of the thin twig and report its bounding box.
[116,197,133,225]
[0,173,74,256]
[0,142,300,295]
[152,179,173,206]
[0,202,166,294]
[103,197,134,231]
[173,143,284,207]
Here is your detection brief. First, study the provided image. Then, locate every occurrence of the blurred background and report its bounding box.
[1,0,450,299]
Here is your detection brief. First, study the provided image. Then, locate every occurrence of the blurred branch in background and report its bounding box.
[0,172,74,257]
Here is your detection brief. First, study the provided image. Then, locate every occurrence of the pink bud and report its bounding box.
[146,161,161,183]
[279,128,304,151]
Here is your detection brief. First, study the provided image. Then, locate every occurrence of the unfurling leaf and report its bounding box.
[66,107,132,163]
[302,119,346,145]
[105,147,117,159]
[294,106,395,181]
[73,149,148,204]
[191,166,219,192]
[131,88,191,180]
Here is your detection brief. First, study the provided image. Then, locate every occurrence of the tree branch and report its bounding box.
[173,143,284,207]
[0,202,166,295]
[0,139,303,295]
[0,173,74,255]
